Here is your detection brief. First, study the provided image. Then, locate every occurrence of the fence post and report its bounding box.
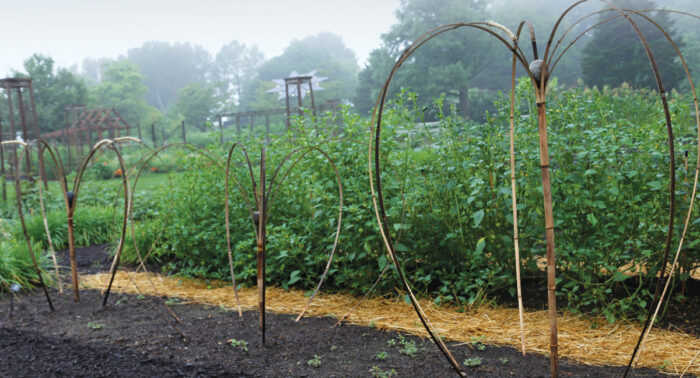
[151,123,156,147]
[181,120,186,144]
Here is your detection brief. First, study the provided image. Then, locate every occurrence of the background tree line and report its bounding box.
[6,0,700,135]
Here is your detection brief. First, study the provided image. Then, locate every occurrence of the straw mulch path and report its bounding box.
[81,271,700,376]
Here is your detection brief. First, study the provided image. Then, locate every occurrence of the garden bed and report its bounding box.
[0,245,693,377]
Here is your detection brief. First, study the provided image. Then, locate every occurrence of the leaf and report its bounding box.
[472,210,485,228]
[475,237,486,255]
[394,242,410,252]
[288,270,302,285]
[378,254,388,270]
[587,213,598,225]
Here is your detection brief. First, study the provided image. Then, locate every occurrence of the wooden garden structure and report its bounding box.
[0,77,46,200]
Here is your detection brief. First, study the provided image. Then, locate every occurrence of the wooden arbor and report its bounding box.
[42,107,131,170]
[0,78,46,200]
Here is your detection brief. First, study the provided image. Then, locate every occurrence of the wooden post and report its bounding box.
[161,124,165,145]
[5,84,20,182]
[236,115,241,137]
[285,81,291,131]
[151,123,156,147]
[218,115,223,145]
[181,120,186,144]
[27,82,46,188]
[16,89,32,177]
[249,114,254,135]
[265,114,270,143]
[137,122,143,141]
[0,110,5,201]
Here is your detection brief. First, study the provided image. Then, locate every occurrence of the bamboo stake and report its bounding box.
[38,181,62,295]
[509,43,526,356]
[257,147,266,345]
[2,141,54,311]
[533,71,559,377]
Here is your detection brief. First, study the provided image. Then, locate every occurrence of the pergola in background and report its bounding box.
[42,107,132,171]
[0,77,46,200]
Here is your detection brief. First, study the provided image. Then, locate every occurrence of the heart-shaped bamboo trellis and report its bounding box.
[368,2,699,377]
[2,137,136,307]
[224,141,344,345]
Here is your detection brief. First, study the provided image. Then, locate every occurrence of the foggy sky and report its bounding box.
[1,0,400,76]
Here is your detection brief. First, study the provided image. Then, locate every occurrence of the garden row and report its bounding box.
[2,81,698,323]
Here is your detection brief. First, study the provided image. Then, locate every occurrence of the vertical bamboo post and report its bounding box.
[533,62,558,377]
[67,191,79,302]
[136,122,143,141]
[181,120,186,144]
[265,114,270,143]
[256,147,266,345]
[12,149,53,311]
[510,51,526,356]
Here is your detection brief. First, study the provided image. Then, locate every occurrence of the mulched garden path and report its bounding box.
[0,245,687,377]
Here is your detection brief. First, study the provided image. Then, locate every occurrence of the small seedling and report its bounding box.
[136,294,145,300]
[397,334,420,357]
[470,335,486,351]
[370,365,397,378]
[228,338,248,352]
[330,345,338,351]
[87,322,105,330]
[164,297,180,306]
[463,357,483,367]
[375,351,388,360]
[369,321,377,328]
[387,339,397,347]
[362,332,370,337]
[115,296,128,305]
[499,357,509,365]
[307,355,322,368]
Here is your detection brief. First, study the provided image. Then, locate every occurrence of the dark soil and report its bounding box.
[0,245,685,377]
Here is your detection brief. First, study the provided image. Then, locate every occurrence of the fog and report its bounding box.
[0,0,400,76]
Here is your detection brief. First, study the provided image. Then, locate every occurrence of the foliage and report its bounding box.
[14,54,88,133]
[0,220,52,291]
[307,355,322,368]
[117,83,700,323]
[463,357,483,367]
[19,206,118,251]
[89,60,159,127]
[243,32,359,108]
[127,41,212,111]
[170,82,223,131]
[581,0,686,90]
[214,40,265,108]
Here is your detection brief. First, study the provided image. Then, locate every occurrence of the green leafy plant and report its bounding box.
[228,338,248,352]
[375,351,388,360]
[307,355,322,368]
[397,334,420,357]
[463,357,482,367]
[370,365,397,378]
[86,322,105,330]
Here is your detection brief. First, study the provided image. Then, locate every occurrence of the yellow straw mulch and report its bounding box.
[81,271,700,376]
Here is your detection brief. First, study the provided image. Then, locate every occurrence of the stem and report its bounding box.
[536,93,558,377]
[67,215,79,302]
[510,50,526,356]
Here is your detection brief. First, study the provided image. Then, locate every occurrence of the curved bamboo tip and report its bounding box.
[1,140,28,147]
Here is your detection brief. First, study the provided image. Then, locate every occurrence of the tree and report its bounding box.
[170,83,222,131]
[127,41,212,111]
[356,0,493,118]
[89,60,159,126]
[581,0,685,89]
[14,54,88,133]
[215,41,265,109]
[241,32,358,110]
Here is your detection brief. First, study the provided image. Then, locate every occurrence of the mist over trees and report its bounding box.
[6,0,700,134]
[581,0,685,89]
